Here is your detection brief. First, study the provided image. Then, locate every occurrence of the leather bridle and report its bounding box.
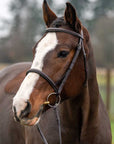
[26,28,87,105]
[26,28,87,144]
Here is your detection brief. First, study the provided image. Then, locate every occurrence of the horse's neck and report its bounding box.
[60,80,99,125]
[87,39,100,122]
[60,98,82,126]
[60,80,99,143]
[60,98,83,143]
[60,40,100,142]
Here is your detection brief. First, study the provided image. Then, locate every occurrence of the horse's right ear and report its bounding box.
[43,0,57,27]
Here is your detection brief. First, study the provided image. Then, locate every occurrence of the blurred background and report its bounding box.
[0,0,114,143]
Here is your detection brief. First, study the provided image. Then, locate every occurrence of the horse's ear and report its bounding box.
[43,0,57,27]
[64,2,82,32]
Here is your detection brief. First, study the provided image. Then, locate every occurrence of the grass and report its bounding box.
[97,68,114,117]
[111,121,114,143]
[97,68,114,144]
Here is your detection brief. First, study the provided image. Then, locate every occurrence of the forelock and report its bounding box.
[51,17,67,28]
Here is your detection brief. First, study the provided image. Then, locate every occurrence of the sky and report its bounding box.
[0,0,12,19]
[0,0,12,37]
[0,0,67,37]
[0,0,97,20]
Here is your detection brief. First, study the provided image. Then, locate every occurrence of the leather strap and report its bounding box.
[26,69,58,93]
[46,28,84,39]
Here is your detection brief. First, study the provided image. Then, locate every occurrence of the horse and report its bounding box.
[0,1,112,144]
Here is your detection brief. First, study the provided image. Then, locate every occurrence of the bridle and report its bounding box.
[26,28,87,144]
[26,28,87,104]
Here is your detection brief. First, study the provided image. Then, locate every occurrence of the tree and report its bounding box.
[0,0,114,65]
[92,16,114,67]
[0,0,43,62]
[94,0,114,18]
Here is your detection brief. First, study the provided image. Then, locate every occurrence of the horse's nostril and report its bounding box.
[20,101,31,119]
[13,106,20,122]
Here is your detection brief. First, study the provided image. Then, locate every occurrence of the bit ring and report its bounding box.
[47,92,61,108]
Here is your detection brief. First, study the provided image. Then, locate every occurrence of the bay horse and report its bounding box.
[0,1,112,144]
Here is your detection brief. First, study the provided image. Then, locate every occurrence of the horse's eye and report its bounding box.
[57,51,69,58]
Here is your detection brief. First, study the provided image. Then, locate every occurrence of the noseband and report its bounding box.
[26,28,87,144]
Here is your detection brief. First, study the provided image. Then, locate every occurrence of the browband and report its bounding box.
[46,28,84,40]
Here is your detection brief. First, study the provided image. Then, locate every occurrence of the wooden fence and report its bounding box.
[97,68,114,119]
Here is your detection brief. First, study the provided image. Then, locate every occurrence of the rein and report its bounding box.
[26,28,87,144]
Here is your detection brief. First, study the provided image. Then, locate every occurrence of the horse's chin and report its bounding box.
[20,117,41,126]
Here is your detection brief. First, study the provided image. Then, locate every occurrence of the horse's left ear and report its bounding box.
[43,0,57,27]
[64,2,82,32]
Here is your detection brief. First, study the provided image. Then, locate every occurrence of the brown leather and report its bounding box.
[46,28,84,39]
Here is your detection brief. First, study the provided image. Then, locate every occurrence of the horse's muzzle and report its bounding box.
[13,101,31,122]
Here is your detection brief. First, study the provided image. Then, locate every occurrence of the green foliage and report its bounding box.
[0,0,44,62]
[97,69,114,118]
[92,17,114,67]
[97,70,114,142]
[111,121,114,143]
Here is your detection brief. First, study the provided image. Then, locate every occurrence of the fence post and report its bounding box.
[106,68,111,114]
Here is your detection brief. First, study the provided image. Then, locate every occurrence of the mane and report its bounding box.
[51,17,66,28]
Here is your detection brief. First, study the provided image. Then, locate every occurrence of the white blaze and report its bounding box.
[13,33,58,114]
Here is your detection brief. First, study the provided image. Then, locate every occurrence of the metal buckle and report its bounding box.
[47,92,61,108]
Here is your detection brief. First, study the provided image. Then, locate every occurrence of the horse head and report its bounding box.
[13,0,90,126]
